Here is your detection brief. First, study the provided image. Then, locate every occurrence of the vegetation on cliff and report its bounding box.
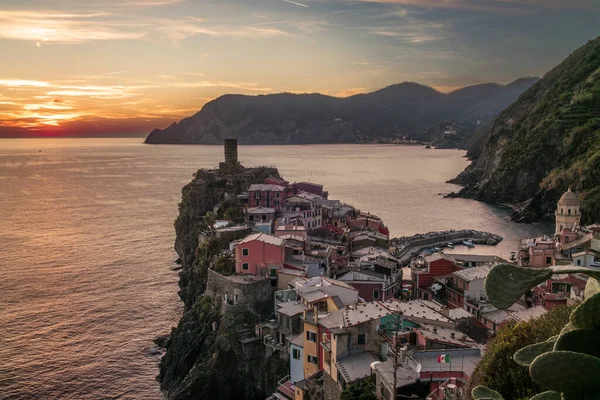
[471,263,600,400]
[468,306,572,400]
[145,79,537,146]
[161,165,286,400]
[453,36,600,224]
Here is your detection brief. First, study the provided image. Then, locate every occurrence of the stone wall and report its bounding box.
[323,372,342,400]
[206,269,273,314]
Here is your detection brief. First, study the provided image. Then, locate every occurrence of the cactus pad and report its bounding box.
[485,264,552,309]
[585,277,600,298]
[554,328,600,358]
[514,340,555,366]
[571,292,600,329]
[529,351,600,392]
[472,386,504,400]
[550,266,600,281]
[529,391,561,400]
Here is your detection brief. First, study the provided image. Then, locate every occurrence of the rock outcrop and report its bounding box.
[145,79,538,146]
[160,165,287,400]
[451,36,600,224]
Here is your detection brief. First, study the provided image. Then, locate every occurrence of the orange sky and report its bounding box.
[1,0,598,137]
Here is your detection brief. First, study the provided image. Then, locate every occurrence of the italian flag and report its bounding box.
[438,354,450,363]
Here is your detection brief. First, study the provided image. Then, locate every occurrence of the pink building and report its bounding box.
[248,184,289,210]
[235,233,285,276]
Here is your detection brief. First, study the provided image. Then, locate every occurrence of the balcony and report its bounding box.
[445,280,464,294]
[264,334,286,352]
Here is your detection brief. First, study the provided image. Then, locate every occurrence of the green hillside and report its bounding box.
[453,36,600,224]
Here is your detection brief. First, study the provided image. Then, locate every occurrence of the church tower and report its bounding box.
[555,188,581,235]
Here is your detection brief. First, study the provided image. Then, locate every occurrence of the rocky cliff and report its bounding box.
[145,79,537,146]
[451,36,600,224]
[160,165,287,400]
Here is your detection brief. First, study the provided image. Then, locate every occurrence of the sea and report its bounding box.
[0,138,552,399]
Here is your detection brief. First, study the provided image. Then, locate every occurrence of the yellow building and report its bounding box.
[556,188,581,235]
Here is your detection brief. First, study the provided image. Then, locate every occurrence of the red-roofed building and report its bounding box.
[235,233,285,276]
[412,254,462,301]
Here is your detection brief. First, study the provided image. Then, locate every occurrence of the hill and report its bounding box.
[451,36,600,224]
[144,79,538,146]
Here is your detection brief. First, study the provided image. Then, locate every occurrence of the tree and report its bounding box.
[340,376,377,400]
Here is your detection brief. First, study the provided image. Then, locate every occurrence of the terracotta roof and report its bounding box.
[248,184,286,192]
[238,233,284,246]
[246,207,275,214]
[453,266,492,282]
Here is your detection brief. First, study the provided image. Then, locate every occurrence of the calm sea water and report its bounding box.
[0,138,551,399]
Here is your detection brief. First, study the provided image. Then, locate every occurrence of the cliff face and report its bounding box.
[145,79,537,145]
[161,165,287,400]
[452,36,600,224]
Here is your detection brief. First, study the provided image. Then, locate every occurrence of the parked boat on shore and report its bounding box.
[462,240,475,248]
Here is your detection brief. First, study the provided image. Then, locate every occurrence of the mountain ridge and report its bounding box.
[145,78,539,146]
[450,36,600,224]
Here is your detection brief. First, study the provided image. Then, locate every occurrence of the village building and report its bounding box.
[445,265,491,311]
[248,184,289,210]
[335,270,398,301]
[412,254,462,301]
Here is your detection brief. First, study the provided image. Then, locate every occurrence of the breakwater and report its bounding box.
[391,229,503,263]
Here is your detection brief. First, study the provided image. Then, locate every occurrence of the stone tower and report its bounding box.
[555,187,581,235]
[219,138,238,173]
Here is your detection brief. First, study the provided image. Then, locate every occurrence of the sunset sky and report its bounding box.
[1,0,599,137]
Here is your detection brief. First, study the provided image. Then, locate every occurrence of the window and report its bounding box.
[242,263,249,271]
[373,290,380,300]
[242,248,249,256]
[546,257,552,265]
[307,330,317,342]
[577,259,581,266]
[423,293,429,301]
[568,209,572,215]
[308,355,318,364]
[293,349,301,360]
[276,193,280,198]
[358,334,366,345]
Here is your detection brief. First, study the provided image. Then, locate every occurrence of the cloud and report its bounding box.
[283,0,309,8]
[0,11,143,44]
[356,0,590,12]
[0,79,50,87]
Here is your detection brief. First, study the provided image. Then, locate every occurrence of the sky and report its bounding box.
[0,0,599,137]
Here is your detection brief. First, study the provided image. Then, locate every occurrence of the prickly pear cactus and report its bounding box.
[472,264,600,400]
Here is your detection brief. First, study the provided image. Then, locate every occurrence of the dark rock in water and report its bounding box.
[148,347,161,356]
[154,334,170,348]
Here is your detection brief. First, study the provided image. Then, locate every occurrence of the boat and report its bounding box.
[425,145,432,149]
[462,240,475,248]
[446,243,454,249]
